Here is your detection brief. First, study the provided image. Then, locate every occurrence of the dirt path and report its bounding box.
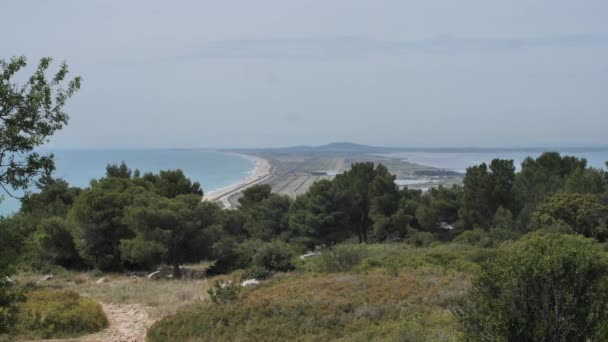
[82,303,154,342]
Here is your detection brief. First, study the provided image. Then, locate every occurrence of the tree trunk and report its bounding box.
[173,261,182,279]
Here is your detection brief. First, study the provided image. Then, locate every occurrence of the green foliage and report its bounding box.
[289,179,351,247]
[241,193,292,241]
[0,56,81,198]
[148,270,467,341]
[120,235,166,269]
[208,239,262,275]
[491,206,515,230]
[14,289,107,339]
[68,177,144,270]
[21,176,81,221]
[459,159,516,229]
[141,169,203,198]
[291,162,404,244]
[415,185,461,234]
[0,275,23,335]
[34,217,81,267]
[407,231,435,247]
[238,184,272,207]
[123,194,219,276]
[307,244,368,273]
[453,234,608,341]
[105,161,132,179]
[453,228,519,248]
[207,280,241,305]
[0,218,25,333]
[252,240,296,273]
[513,152,592,223]
[531,193,608,241]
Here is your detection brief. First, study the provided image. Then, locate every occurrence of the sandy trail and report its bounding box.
[81,303,153,342]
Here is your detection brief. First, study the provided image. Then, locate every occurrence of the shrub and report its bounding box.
[208,239,262,275]
[252,240,296,274]
[14,289,107,339]
[407,231,435,247]
[34,217,82,268]
[531,193,608,241]
[308,244,368,273]
[454,228,519,248]
[453,229,484,245]
[207,280,241,305]
[453,234,608,341]
[0,274,24,334]
[240,266,272,281]
[148,270,468,341]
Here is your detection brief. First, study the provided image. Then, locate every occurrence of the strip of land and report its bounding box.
[205,143,463,208]
[203,155,273,208]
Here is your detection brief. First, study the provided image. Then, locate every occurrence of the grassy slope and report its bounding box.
[148,243,488,342]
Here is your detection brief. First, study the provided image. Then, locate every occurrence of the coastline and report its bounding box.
[203,153,272,208]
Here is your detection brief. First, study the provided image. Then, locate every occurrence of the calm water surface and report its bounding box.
[0,149,254,216]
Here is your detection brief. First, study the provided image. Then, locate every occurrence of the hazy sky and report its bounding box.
[2,0,608,148]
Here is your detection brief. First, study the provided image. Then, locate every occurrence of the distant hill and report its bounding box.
[248,142,403,155]
[227,142,608,155]
[315,142,399,153]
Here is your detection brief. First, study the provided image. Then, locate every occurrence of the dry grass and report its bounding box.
[148,269,471,341]
[15,270,227,319]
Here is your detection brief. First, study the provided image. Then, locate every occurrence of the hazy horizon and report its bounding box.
[2,0,607,148]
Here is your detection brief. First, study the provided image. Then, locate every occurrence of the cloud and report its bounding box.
[175,34,608,61]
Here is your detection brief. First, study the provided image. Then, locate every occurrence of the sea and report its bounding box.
[2,148,608,217]
[0,149,255,216]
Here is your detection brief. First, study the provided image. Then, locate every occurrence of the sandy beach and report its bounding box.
[203,154,272,208]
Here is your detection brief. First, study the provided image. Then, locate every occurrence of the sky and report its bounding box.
[1,0,608,148]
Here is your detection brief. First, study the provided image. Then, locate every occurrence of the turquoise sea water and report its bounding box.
[0,149,254,216]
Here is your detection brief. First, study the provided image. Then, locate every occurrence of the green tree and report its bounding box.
[34,216,82,268]
[514,152,588,223]
[459,159,515,229]
[289,179,351,247]
[369,164,405,240]
[333,163,401,243]
[122,194,218,277]
[242,193,292,241]
[141,169,203,198]
[453,234,608,341]
[238,184,272,207]
[563,166,606,194]
[415,185,461,234]
[531,193,608,241]
[68,178,145,270]
[1,56,79,333]
[252,240,296,273]
[105,162,132,179]
[0,56,80,200]
[0,218,25,333]
[20,176,81,222]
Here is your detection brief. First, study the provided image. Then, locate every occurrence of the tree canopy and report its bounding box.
[0,56,80,200]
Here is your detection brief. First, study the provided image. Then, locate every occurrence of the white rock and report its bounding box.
[219,280,233,288]
[147,271,161,279]
[241,279,260,287]
[299,252,321,261]
[40,274,54,281]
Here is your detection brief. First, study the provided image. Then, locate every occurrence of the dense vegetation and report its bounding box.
[13,289,107,339]
[3,56,608,340]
